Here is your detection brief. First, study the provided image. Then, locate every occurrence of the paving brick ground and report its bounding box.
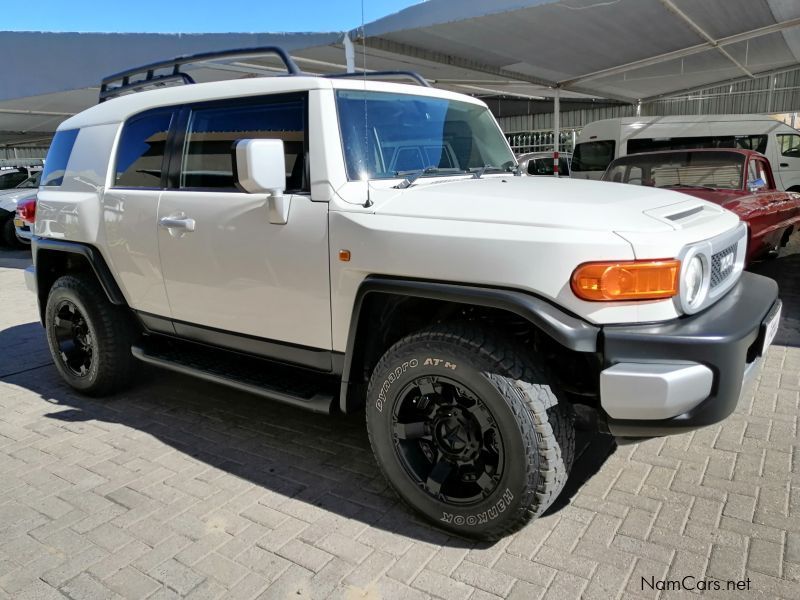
[0,242,798,600]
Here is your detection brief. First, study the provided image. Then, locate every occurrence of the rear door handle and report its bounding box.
[780,162,789,167]
[159,215,196,232]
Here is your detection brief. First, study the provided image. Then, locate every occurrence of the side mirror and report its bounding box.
[235,139,290,224]
[748,177,766,193]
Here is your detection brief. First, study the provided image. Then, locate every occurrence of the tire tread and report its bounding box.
[45,274,137,396]
[366,322,574,540]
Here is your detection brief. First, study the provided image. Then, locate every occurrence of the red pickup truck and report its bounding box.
[603,149,800,263]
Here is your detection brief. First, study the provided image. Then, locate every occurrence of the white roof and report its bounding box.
[60,76,487,130]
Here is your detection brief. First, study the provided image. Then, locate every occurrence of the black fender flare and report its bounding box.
[339,276,600,412]
[32,238,126,318]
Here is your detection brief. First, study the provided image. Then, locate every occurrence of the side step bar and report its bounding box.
[131,337,337,414]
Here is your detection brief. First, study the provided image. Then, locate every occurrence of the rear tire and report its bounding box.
[366,323,574,540]
[1,216,22,247]
[44,274,138,396]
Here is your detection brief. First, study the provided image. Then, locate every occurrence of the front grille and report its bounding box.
[710,243,737,288]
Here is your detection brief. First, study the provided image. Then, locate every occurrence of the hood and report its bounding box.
[368,176,723,233]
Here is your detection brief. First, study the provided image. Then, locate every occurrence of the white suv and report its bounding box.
[24,48,781,540]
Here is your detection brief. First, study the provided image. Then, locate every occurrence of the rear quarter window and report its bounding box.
[114,110,173,188]
[42,129,80,187]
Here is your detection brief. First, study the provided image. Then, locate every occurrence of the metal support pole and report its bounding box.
[553,87,560,177]
[343,33,355,73]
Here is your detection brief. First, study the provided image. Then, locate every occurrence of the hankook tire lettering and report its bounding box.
[440,489,514,526]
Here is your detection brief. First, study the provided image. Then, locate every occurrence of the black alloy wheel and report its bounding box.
[45,274,138,395]
[52,299,94,377]
[392,375,505,506]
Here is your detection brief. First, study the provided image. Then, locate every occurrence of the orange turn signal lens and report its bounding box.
[571,259,680,301]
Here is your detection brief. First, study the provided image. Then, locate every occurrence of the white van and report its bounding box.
[572,115,800,191]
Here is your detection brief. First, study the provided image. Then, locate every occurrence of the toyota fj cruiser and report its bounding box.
[25,48,781,540]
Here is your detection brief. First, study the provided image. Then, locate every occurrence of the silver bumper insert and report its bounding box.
[600,362,713,420]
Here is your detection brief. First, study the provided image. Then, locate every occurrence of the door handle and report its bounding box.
[780,163,789,167]
[159,216,196,232]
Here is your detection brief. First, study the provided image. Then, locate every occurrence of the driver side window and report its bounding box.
[778,134,800,158]
[747,158,771,189]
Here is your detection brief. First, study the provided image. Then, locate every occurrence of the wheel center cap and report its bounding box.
[436,419,468,453]
[433,407,480,459]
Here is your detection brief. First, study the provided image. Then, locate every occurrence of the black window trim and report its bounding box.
[166,92,310,195]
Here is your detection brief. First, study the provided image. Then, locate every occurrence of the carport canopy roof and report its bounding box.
[2,0,800,146]
[348,0,800,102]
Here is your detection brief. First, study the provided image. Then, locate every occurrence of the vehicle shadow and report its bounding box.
[0,248,32,270]
[748,253,800,348]
[0,321,617,546]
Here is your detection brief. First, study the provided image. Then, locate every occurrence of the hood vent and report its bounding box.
[667,206,705,221]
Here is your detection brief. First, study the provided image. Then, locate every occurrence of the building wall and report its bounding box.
[500,67,800,153]
[0,147,50,160]
[644,68,800,117]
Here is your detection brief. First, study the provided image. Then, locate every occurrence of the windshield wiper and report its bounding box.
[394,166,460,189]
[470,163,519,179]
[468,165,503,179]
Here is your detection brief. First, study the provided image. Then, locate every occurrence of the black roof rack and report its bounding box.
[99,46,302,103]
[324,70,431,87]
[98,46,431,103]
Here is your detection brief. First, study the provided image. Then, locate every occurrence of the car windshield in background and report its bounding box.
[336,90,516,181]
[572,140,615,172]
[528,157,570,176]
[16,171,41,188]
[603,151,745,190]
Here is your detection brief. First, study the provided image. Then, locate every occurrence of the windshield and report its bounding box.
[16,171,41,188]
[572,140,615,172]
[336,90,516,180]
[603,151,745,190]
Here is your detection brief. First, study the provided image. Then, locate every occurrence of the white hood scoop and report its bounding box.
[644,200,726,230]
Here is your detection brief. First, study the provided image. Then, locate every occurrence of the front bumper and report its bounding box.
[600,272,780,437]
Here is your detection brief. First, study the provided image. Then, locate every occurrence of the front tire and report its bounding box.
[44,274,138,396]
[366,324,574,540]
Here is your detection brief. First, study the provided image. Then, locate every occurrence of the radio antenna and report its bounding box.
[361,0,373,207]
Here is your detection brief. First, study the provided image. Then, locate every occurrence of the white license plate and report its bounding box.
[762,302,782,355]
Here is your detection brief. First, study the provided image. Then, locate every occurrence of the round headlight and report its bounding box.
[683,255,704,306]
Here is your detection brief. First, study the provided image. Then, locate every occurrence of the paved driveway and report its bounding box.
[0,246,798,600]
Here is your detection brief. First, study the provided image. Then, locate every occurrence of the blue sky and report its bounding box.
[2,0,422,33]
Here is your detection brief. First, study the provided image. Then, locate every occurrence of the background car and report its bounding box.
[0,165,42,190]
[13,195,36,245]
[517,151,571,176]
[0,171,40,247]
[602,148,800,263]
